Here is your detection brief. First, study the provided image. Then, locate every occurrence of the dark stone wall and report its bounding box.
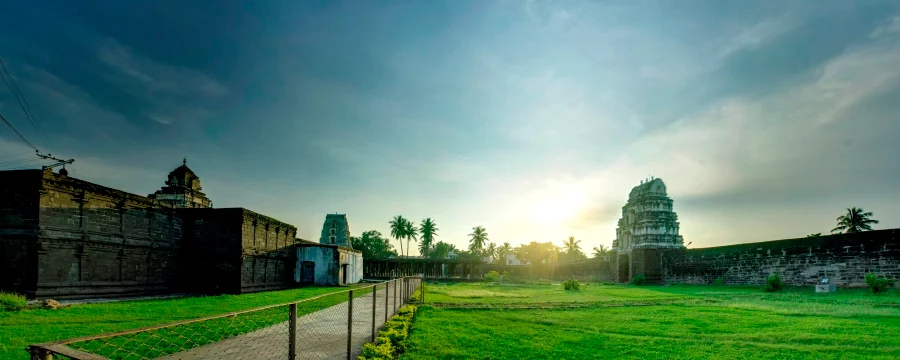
[1,170,302,299]
[661,230,900,287]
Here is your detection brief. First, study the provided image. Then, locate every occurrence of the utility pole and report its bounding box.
[37,151,74,170]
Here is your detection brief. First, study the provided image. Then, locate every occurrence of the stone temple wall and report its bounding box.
[661,229,900,287]
[1,169,182,299]
[0,169,300,299]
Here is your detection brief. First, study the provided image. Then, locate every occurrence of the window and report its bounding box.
[330,228,335,235]
[330,236,336,244]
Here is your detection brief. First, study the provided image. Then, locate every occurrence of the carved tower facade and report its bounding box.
[612,177,685,283]
[320,214,351,248]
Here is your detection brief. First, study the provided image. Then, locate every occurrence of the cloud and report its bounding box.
[870,15,900,38]
[719,16,796,57]
[95,38,227,126]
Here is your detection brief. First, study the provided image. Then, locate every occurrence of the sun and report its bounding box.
[527,188,586,228]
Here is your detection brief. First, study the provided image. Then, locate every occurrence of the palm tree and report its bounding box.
[806,233,822,238]
[418,218,438,256]
[831,207,879,234]
[403,219,418,258]
[389,215,407,258]
[486,242,498,263]
[563,236,582,256]
[592,244,608,258]
[468,226,488,254]
[497,242,512,264]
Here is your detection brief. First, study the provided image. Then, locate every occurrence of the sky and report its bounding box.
[2,0,900,254]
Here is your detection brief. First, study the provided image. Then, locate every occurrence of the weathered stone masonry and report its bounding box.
[662,230,900,287]
[0,169,298,299]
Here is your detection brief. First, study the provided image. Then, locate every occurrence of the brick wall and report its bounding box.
[662,229,900,287]
[0,170,41,294]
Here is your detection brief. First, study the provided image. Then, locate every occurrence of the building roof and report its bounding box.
[168,158,197,178]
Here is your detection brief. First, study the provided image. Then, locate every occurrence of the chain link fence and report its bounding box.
[27,276,424,360]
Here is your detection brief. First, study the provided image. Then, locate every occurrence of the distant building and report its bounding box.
[320,213,351,247]
[148,159,212,208]
[295,239,363,286]
[505,254,523,265]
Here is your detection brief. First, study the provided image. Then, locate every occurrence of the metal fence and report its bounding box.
[27,276,424,360]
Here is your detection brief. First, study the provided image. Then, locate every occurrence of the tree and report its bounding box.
[419,218,438,256]
[389,215,407,258]
[562,236,586,261]
[351,230,398,259]
[497,242,512,264]
[516,241,556,265]
[403,219,418,257]
[468,226,488,254]
[485,242,498,263]
[592,244,608,259]
[428,241,453,259]
[831,207,879,234]
[806,233,823,238]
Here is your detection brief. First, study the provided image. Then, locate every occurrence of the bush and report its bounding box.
[865,272,896,294]
[359,305,418,360]
[764,273,784,292]
[0,291,26,312]
[713,277,724,286]
[562,279,581,290]
[483,270,500,283]
[631,274,646,286]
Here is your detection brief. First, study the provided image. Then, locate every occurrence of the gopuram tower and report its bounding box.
[612,177,685,283]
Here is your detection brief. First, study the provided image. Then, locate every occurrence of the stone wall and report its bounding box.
[1,169,182,299]
[662,229,900,287]
[1,169,302,299]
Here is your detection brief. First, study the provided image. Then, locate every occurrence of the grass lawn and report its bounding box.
[0,285,363,360]
[404,283,900,359]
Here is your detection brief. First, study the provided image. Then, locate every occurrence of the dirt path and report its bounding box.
[159,288,402,360]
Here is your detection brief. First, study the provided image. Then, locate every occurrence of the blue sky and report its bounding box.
[2,0,900,253]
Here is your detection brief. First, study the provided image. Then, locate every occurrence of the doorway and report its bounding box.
[341,264,349,284]
[617,254,630,283]
[300,261,315,286]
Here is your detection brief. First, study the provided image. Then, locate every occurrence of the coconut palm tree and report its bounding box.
[497,242,512,264]
[389,215,407,258]
[403,219,418,258]
[486,242,498,263]
[419,218,438,256]
[831,207,879,234]
[468,226,488,254]
[592,244,608,258]
[563,236,582,255]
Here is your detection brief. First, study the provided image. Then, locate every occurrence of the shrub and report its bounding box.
[764,273,784,292]
[713,277,724,286]
[631,274,646,286]
[865,272,896,294]
[359,305,418,360]
[0,291,26,312]
[562,279,581,290]
[483,270,500,283]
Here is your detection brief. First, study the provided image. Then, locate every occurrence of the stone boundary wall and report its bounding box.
[662,229,900,287]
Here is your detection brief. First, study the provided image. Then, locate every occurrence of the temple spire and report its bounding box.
[183,157,187,166]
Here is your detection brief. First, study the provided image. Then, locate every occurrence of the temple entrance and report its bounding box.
[300,261,315,285]
[617,254,630,283]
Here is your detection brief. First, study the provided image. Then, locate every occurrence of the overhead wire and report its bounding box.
[0,111,38,151]
[0,58,51,148]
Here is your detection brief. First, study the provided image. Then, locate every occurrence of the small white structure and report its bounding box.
[505,254,523,265]
[295,239,363,286]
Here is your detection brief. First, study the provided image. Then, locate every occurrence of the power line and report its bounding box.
[0,58,51,148]
[0,111,37,151]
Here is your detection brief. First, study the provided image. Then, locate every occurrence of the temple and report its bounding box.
[320,213,351,247]
[613,177,685,283]
[148,159,212,208]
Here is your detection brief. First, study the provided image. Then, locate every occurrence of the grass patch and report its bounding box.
[0,292,27,312]
[404,284,900,359]
[0,286,362,360]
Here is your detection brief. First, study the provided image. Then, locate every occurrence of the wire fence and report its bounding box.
[27,276,424,360]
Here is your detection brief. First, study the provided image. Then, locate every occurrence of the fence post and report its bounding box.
[347,290,354,360]
[393,278,397,312]
[371,284,377,342]
[422,277,426,303]
[289,303,297,360]
[384,280,389,323]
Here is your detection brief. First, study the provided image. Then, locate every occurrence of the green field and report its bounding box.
[404,283,900,359]
[0,286,362,360]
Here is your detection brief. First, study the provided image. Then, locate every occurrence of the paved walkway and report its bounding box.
[159,287,402,360]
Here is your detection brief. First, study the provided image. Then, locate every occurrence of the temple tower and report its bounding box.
[148,159,213,208]
[612,177,685,283]
[320,214,351,248]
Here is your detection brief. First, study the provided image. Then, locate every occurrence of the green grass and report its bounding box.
[404,283,900,359]
[0,286,364,360]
